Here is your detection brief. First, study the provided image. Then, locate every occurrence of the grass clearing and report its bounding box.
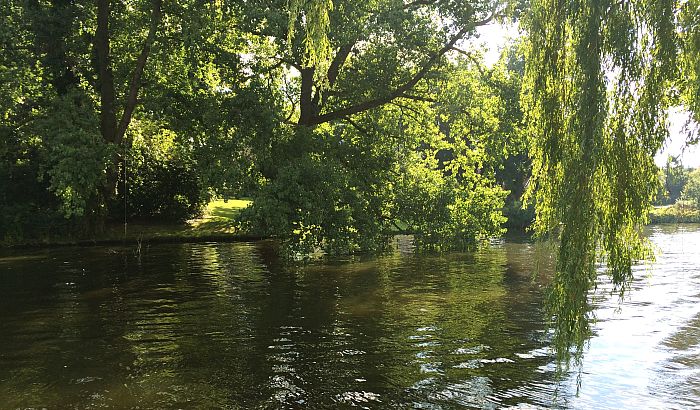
[189,198,252,233]
[112,198,252,240]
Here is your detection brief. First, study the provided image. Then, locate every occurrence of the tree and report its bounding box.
[229,0,526,253]
[94,0,163,206]
[522,0,679,364]
[660,156,690,205]
[679,0,700,140]
[236,37,528,254]
[682,168,700,206]
[2,0,251,226]
[241,0,515,127]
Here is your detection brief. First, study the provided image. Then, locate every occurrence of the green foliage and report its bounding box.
[650,203,700,223]
[658,156,690,205]
[288,0,334,75]
[502,199,534,231]
[523,0,678,366]
[239,127,393,256]
[113,125,208,222]
[682,168,700,206]
[238,51,514,255]
[35,90,109,218]
[0,127,64,243]
[3,0,698,378]
[679,0,700,134]
[2,0,517,249]
[395,157,507,251]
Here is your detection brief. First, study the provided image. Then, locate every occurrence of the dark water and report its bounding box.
[0,225,698,409]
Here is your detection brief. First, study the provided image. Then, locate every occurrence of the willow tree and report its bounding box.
[522,0,679,364]
[680,0,700,136]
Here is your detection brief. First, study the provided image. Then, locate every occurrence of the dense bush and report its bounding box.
[502,200,535,231]
[238,149,392,256]
[0,98,89,243]
[0,152,69,243]
[395,159,507,251]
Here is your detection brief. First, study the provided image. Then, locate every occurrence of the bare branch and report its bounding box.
[402,0,439,10]
[400,93,437,103]
[316,43,355,109]
[327,43,355,87]
[343,117,374,137]
[282,76,298,123]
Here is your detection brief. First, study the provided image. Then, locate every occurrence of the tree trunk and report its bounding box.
[298,67,316,126]
[95,0,117,144]
[94,0,162,205]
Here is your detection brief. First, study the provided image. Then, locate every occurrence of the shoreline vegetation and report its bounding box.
[4,199,698,249]
[649,202,700,224]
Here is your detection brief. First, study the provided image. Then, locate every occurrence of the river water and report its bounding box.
[0,224,698,409]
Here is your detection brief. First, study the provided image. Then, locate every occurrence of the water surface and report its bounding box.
[1,225,698,408]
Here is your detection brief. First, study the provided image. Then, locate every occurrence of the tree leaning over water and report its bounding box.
[235,0,522,254]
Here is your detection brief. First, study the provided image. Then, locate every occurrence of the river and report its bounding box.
[0,224,698,408]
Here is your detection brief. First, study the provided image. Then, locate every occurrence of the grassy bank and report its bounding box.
[5,199,257,248]
[650,203,700,224]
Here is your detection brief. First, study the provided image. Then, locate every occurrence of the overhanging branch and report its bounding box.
[304,6,501,126]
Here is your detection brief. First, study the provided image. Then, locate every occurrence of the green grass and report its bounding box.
[190,198,251,232]
[650,202,700,224]
[110,198,252,240]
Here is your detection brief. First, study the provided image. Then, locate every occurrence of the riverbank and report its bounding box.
[7,200,698,249]
[4,199,259,248]
[649,203,700,224]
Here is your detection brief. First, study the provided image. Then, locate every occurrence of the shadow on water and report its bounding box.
[1,224,699,408]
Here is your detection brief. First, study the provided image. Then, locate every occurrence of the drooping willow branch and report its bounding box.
[522,0,678,367]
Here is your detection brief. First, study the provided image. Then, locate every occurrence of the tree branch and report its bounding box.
[298,67,316,125]
[114,0,163,144]
[391,102,424,123]
[306,26,469,125]
[327,43,355,87]
[280,57,302,71]
[317,42,355,109]
[282,75,298,123]
[96,0,117,143]
[402,0,439,10]
[400,93,437,103]
[296,3,501,126]
[449,47,486,76]
[343,117,374,137]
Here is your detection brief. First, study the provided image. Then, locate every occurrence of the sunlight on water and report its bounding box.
[0,225,698,408]
[567,224,700,409]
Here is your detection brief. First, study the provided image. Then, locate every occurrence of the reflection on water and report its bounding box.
[0,224,698,408]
